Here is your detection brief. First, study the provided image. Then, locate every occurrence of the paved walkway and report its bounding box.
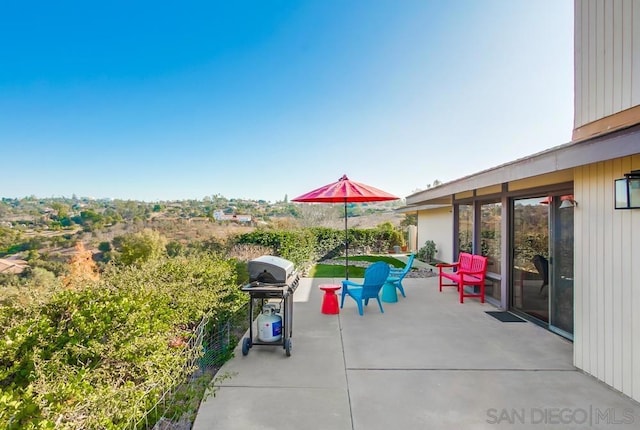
[193,275,639,429]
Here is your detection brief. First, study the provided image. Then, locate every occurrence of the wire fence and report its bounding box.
[125,302,252,430]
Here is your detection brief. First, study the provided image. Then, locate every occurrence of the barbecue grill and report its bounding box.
[241,255,299,356]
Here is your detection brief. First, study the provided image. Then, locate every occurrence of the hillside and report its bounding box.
[0,196,407,266]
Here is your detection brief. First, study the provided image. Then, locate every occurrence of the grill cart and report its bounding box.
[241,256,299,357]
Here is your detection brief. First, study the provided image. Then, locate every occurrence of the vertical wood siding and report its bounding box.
[574,155,640,402]
[574,0,640,128]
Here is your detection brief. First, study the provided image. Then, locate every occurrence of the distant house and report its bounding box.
[401,1,640,403]
[212,210,252,223]
[0,257,28,274]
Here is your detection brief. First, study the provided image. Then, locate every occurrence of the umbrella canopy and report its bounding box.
[292,174,399,278]
[292,174,399,203]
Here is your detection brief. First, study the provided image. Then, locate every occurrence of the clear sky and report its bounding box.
[0,0,574,203]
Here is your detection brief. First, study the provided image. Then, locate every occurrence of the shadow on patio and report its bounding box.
[193,276,639,429]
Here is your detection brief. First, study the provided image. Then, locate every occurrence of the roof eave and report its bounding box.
[406,125,640,205]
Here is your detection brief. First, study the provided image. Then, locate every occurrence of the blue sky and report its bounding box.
[0,1,574,202]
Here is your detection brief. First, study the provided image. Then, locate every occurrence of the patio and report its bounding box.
[192,274,639,429]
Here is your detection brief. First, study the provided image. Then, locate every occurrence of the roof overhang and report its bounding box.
[396,203,451,213]
[406,124,640,205]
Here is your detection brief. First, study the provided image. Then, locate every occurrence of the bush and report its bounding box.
[233,225,410,270]
[417,240,437,263]
[234,229,315,268]
[112,229,167,266]
[0,252,246,429]
[97,241,111,253]
[308,227,344,259]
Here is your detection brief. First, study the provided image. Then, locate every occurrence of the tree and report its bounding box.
[62,242,100,287]
[79,209,104,231]
[114,229,168,266]
[0,226,21,255]
[400,214,417,229]
[51,202,70,219]
[426,179,442,189]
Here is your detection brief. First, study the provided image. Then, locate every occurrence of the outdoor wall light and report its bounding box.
[559,195,577,209]
[615,170,640,209]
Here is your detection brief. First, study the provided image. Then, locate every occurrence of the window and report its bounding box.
[480,201,501,276]
[456,200,501,301]
[457,204,473,256]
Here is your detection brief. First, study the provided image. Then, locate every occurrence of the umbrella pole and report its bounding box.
[344,200,348,279]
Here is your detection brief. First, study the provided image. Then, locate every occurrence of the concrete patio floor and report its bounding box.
[192,274,639,429]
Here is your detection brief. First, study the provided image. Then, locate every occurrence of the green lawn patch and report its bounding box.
[345,255,406,268]
[309,255,407,278]
[310,264,365,278]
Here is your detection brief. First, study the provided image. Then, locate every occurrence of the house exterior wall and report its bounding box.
[573,0,640,140]
[416,206,453,262]
[574,154,640,402]
[403,2,640,403]
[573,1,640,401]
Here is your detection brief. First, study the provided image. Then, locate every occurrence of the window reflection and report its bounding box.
[480,202,501,275]
[481,202,501,300]
[512,197,549,323]
[458,204,473,256]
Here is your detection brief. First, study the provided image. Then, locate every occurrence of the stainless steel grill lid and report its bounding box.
[248,255,295,283]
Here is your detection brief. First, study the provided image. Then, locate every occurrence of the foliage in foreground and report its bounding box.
[0,252,246,430]
[0,220,412,428]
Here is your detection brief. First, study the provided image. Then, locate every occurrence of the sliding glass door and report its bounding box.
[512,197,549,322]
[511,194,574,338]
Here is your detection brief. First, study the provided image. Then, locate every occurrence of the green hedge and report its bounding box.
[234,225,402,265]
[234,229,316,268]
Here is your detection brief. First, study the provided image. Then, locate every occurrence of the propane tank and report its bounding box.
[257,305,282,342]
[263,302,282,320]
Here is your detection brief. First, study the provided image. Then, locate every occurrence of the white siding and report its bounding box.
[573,155,640,402]
[574,0,640,128]
[416,207,453,263]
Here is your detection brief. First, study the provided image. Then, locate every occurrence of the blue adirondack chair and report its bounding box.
[340,261,390,315]
[386,253,415,298]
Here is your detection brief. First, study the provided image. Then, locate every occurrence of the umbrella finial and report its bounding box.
[339,174,348,181]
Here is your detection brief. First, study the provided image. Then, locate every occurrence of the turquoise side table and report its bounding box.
[381,281,398,303]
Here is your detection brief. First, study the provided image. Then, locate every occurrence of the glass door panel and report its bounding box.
[481,202,501,301]
[549,197,574,337]
[511,197,549,323]
[458,204,473,255]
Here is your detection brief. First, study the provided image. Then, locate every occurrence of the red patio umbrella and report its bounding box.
[292,174,399,278]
